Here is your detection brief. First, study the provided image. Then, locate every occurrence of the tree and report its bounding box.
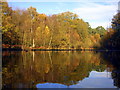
[27,6,38,48]
[2,1,21,46]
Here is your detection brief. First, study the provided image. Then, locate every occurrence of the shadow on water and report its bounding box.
[100,51,120,88]
[99,10,120,88]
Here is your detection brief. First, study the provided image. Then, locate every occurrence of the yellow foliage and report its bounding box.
[45,26,50,35]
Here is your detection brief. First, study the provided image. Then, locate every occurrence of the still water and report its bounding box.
[2,51,120,88]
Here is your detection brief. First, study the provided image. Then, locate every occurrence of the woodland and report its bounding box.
[1,1,120,50]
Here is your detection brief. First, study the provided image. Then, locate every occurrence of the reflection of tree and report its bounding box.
[3,51,108,88]
[112,69,120,88]
[101,51,120,88]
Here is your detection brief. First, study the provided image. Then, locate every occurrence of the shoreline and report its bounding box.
[2,48,120,52]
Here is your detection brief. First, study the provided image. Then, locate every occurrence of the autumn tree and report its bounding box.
[2,1,108,50]
[2,1,21,47]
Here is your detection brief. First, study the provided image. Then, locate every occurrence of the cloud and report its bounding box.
[89,22,112,29]
[72,2,118,28]
[8,0,119,28]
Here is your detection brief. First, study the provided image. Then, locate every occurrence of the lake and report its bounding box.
[2,51,120,88]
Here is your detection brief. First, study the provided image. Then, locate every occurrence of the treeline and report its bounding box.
[101,11,120,50]
[1,1,111,49]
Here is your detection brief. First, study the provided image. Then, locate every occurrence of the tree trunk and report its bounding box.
[32,39,35,47]
[48,36,52,49]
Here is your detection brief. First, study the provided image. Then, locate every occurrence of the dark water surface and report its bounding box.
[2,51,120,88]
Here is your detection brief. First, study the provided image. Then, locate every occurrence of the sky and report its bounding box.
[8,0,119,28]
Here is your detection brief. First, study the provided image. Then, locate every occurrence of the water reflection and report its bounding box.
[2,51,118,88]
[36,83,68,88]
[69,71,115,88]
[101,51,120,88]
[36,71,116,88]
